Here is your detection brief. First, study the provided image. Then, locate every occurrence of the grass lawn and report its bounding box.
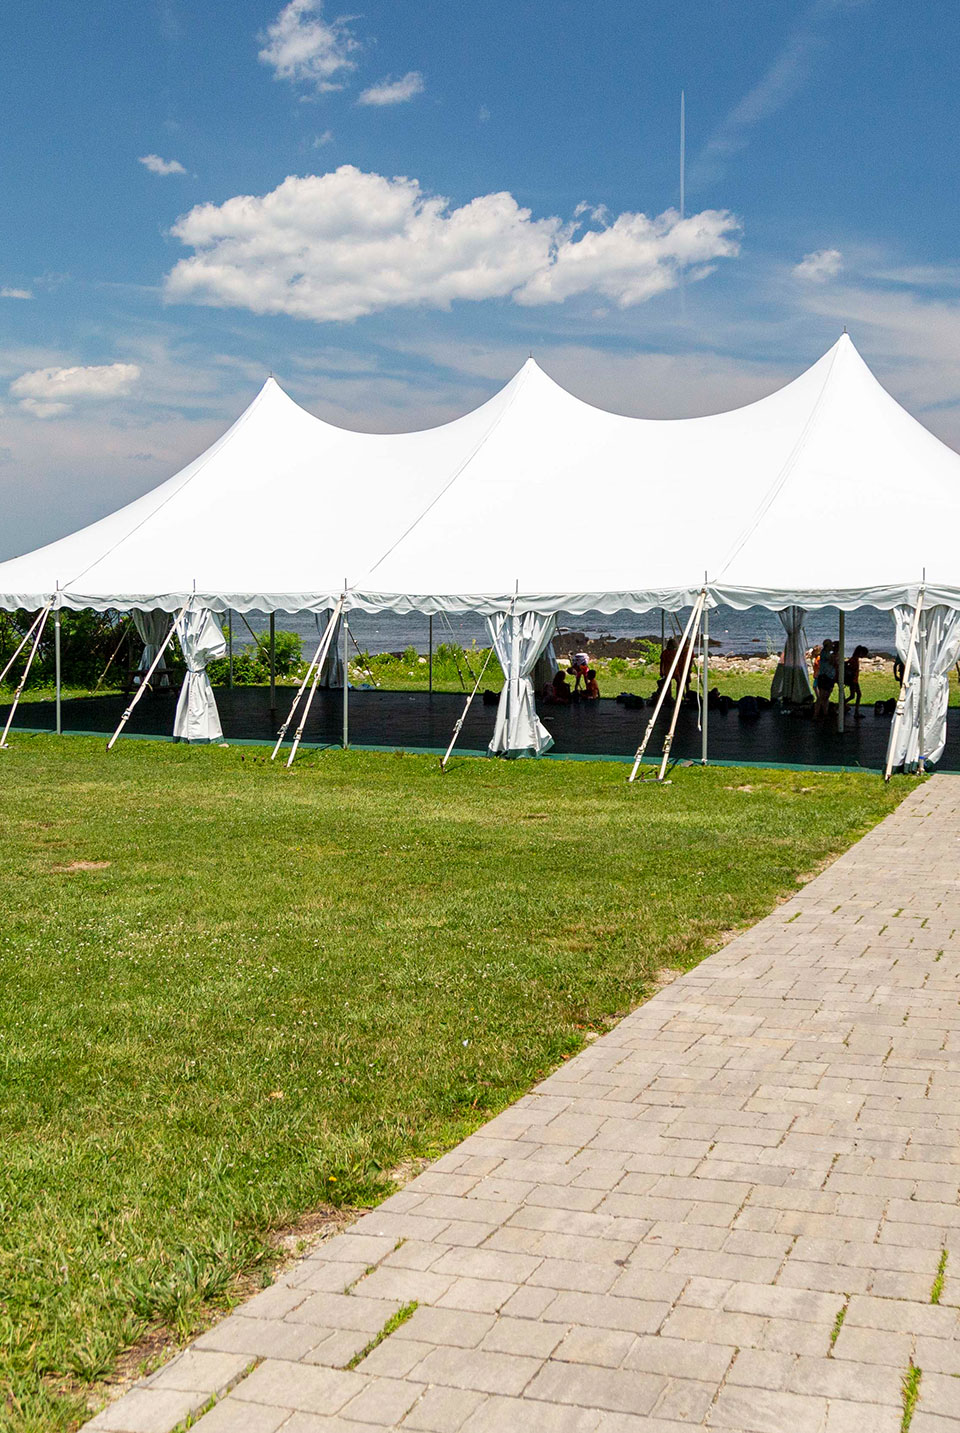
[0,737,908,1431]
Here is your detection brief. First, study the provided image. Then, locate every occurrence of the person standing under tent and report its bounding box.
[814,638,838,720]
[570,650,590,691]
[844,645,869,718]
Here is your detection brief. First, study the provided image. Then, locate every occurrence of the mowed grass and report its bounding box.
[0,737,907,1431]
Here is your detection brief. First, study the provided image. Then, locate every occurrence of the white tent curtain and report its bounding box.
[889,603,960,769]
[486,612,556,758]
[133,609,171,688]
[173,608,226,743]
[770,606,812,704]
[316,608,346,688]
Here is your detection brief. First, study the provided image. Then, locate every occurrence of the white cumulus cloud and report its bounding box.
[164,166,740,323]
[10,362,141,418]
[1,287,33,299]
[258,0,359,92]
[794,247,843,282]
[139,154,187,176]
[358,71,424,106]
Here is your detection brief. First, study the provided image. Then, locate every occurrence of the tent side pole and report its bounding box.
[271,601,341,760]
[106,613,180,751]
[0,603,52,750]
[0,607,47,688]
[284,601,343,767]
[701,605,709,765]
[228,610,233,688]
[269,613,276,718]
[918,610,926,774]
[440,624,503,772]
[836,611,845,733]
[55,605,62,735]
[658,593,705,783]
[342,611,349,750]
[629,597,701,782]
[428,615,433,695]
[884,590,924,781]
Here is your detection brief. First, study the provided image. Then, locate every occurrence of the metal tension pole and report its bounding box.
[54,587,62,736]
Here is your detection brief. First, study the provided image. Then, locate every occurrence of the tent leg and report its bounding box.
[428,615,433,695]
[0,607,47,689]
[441,624,503,771]
[107,613,180,750]
[269,613,276,720]
[918,613,926,774]
[342,612,349,750]
[1,603,52,750]
[836,611,845,733]
[658,593,704,782]
[55,607,62,735]
[282,601,343,766]
[884,590,924,781]
[228,610,233,688]
[629,596,703,782]
[701,605,709,765]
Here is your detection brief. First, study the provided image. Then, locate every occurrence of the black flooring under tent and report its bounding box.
[4,686,959,771]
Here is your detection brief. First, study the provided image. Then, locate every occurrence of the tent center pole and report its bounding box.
[342,610,349,750]
[701,605,709,765]
[836,612,845,734]
[268,613,276,720]
[428,614,433,695]
[55,603,62,736]
[228,610,233,688]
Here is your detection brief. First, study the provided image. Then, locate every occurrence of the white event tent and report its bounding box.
[1,333,958,768]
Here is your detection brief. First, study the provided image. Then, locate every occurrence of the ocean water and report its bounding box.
[239,605,899,660]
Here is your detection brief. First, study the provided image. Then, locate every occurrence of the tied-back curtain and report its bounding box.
[173,609,226,743]
[770,606,812,704]
[316,608,345,689]
[889,604,960,769]
[133,609,171,688]
[486,612,556,758]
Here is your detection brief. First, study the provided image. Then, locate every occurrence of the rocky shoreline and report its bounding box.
[555,630,896,668]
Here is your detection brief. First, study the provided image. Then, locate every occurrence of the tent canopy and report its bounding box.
[1,333,958,616]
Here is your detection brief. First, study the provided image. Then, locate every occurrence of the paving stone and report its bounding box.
[189,1399,291,1433]
[144,1349,252,1394]
[524,1360,667,1416]
[460,1396,600,1432]
[400,1386,487,1431]
[231,1360,368,1413]
[707,1385,829,1432]
[340,1377,424,1425]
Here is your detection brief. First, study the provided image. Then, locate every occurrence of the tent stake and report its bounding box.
[628,595,703,782]
[657,593,705,783]
[55,605,62,735]
[0,602,52,750]
[884,589,924,781]
[280,600,343,766]
[440,623,503,771]
[107,613,180,750]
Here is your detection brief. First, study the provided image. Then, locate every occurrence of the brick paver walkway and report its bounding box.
[88,777,960,1433]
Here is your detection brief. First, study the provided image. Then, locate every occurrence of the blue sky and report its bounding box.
[2,0,960,553]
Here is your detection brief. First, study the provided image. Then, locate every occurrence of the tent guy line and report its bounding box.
[1,333,959,768]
